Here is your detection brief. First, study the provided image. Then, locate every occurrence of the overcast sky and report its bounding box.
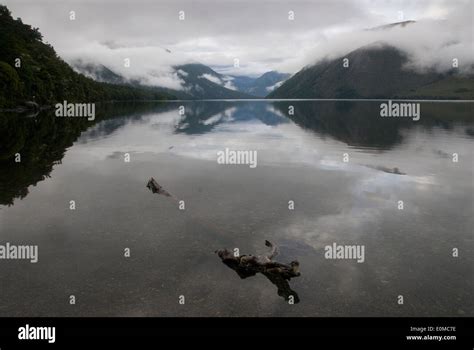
[3,0,473,89]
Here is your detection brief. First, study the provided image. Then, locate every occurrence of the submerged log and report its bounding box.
[146,177,173,198]
[366,164,406,175]
[216,240,301,303]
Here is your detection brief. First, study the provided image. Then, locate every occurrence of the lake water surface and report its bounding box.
[0,101,472,316]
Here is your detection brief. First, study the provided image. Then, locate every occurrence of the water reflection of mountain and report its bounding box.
[175,101,288,135]
[273,101,474,149]
[77,102,175,142]
[1,101,472,206]
[0,102,169,206]
[82,102,288,137]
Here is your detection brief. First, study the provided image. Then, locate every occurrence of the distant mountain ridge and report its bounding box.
[72,61,257,99]
[173,65,290,98]
[173,63,254,99]
[231,71,291,97]
[73,61,290,99]
[268,43,474,99]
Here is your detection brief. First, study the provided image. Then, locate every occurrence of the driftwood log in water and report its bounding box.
[146,178,300,301]
[365,165,406,175]
[146,177,173,198]
[216,241,301,303]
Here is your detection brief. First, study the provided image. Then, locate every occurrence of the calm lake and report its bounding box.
[0,101,472,316]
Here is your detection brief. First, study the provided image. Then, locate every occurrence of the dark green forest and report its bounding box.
[0,5,174,109]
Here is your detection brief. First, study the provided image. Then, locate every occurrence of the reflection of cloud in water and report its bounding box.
[2,101,472,316]
[74,103,473,191]
[199,107,236,125]
[272,170,438,254]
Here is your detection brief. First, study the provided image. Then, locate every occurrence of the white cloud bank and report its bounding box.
[297,7,474,74]
[199,74,237,90]
[3,0,473,89]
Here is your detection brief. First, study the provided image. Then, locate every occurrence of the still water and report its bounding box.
[0,101,472,316]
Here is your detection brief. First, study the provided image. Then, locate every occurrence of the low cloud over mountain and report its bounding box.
[4,0,472,90]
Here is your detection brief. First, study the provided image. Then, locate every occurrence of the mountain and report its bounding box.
[230,71,290,97]
[174,67,290,98]
[174,63,254,99]
[72,60,197,100]
[268,44,474,99]
[72,60,126,85]
[0,5,173,109]
[247,71,291,97]
[228,75,256,92]
[73,61,255,100]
